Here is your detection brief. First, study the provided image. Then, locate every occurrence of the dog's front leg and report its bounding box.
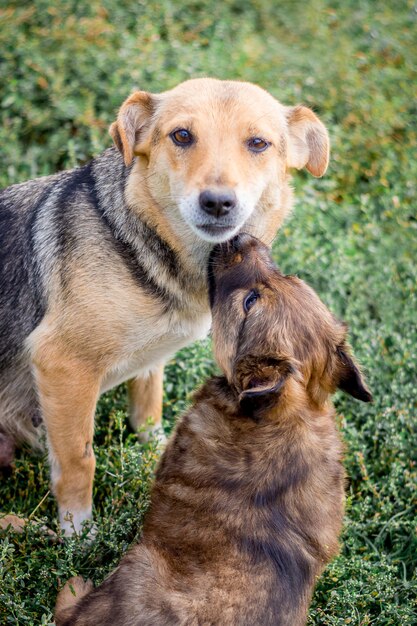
[128,365,165,443]
[32,342,100,535]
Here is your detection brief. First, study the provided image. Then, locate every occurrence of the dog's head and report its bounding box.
[110,78,329,244]
[209,234,372,413]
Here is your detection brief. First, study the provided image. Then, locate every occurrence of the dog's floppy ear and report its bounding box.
[237,355,295,403]
[336,346,372,402]
[109,91,155,166]
[286,105,329,177]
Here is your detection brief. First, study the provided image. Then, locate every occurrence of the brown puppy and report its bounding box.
[55,234,371,625]
[0,78,329,532]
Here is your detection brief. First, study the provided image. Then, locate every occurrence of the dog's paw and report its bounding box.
[138,425,167,448]
[0,513,26,533]
[59,508,97,541]
[0,513,59,540]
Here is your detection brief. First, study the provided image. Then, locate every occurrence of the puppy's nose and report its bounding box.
[227,232,255,252]
[199,189,237,218]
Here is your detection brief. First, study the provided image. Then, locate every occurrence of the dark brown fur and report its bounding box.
[55,234,371,626]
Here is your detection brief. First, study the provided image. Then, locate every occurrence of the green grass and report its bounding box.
[1,0,416,623]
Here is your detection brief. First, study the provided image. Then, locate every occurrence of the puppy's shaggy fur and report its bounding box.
[55,234,371,626]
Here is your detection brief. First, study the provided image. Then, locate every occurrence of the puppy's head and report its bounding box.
[209,234,372,412]
[110,78,329,244]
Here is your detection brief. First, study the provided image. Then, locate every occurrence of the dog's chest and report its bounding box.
[100,307,212,391]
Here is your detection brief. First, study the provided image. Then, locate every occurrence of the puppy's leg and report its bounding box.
[0,432,15,467]
[128,365,165,443]
[32,345,100,535]
[55,576,94,625]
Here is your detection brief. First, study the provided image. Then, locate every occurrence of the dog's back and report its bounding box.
[0,149,127,363]
[0,150,126,444]
[0,176,56,444]
[0,176,51,370]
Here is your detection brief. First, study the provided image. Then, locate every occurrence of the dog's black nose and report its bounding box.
[199,189,237,218]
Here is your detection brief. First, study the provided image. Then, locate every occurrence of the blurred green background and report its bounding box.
[0,1,416,623]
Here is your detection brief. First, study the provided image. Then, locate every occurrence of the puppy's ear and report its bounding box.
[237,355,295,403]
[286,105,329,177]
[109,91,155,166]
[336,346,372,402]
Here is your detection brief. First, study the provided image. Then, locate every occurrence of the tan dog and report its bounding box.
[54,234,371,625]
[0,78,329,534]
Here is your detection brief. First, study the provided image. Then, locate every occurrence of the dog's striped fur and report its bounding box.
[0,78,329,533]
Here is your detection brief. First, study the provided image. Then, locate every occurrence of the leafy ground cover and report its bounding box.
[0,1,416,623]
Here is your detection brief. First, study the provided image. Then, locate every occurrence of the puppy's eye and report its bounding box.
[243,290,259,313]
[171,129,194,146]
[247,137,270,153]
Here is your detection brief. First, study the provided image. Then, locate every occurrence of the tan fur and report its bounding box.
[286,105,330,176]
[0,513,57,538]
[2,78,329,533]
[0,514,27,533]
[55,234,370,626]
[55,577,94,624]
[128,366,164,440]
[31,336,100,530]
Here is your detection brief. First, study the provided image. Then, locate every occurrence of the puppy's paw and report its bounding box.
[55,576,94,624]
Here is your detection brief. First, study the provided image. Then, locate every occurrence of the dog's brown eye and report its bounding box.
[247,137,269,153]
[243,290,259,313]
[171,129,194,146]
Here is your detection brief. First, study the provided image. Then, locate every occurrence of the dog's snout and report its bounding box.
[199,189,237,218]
